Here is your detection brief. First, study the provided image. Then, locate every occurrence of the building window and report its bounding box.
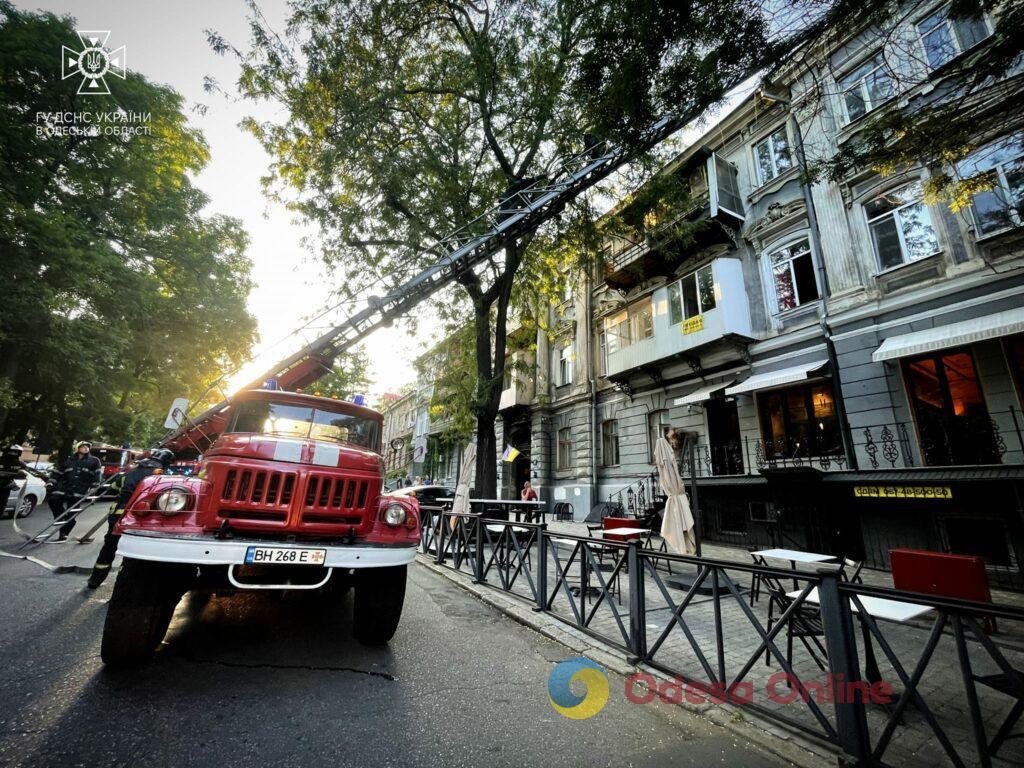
[917,5,991,70]
[753,127,793,186]
[557,428,572,469]
[601,419,620,466]
[840,54,894,122]
[903,348,1000,466]
[596,330,607,377]
[668,264,716,325]
[647,409,671,462]
[558,343,574,386]
[958,134,1024,237]
[1006,335,1024,407]
[603,297,654,353]
[864,182,941,271]
[757,382,841,459]
[767,238,819,313]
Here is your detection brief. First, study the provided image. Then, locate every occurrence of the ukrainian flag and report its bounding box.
[501,444,520,463]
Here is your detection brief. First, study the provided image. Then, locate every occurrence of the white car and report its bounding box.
[4,473,47,518]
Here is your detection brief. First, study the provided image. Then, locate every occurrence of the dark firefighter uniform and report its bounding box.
[0,444,30,514]
[87,449,174,589]
[48,442,103,540]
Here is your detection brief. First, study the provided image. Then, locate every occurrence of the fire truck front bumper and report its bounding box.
[118,531,417,569]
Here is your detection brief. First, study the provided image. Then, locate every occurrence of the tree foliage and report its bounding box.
[312,348,372,400]
[0,3,257,452]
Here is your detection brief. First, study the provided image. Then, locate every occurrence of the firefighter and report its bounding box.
[87,448,175,589]
[0,444,31,514]
[48,441,103,541]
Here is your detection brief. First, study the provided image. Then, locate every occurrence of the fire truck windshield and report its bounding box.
[228,400,380,451]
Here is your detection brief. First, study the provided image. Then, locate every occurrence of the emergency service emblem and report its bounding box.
[61,30,126,96]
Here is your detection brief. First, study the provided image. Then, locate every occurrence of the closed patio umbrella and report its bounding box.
[654,436,696,555]
[451,439,476,517]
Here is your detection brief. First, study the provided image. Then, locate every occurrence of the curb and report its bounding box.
[416,554,847,768]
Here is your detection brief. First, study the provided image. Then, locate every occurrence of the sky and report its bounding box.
[17,0,435,402]
[16,1,747,406]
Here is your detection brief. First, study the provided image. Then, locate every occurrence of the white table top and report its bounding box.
[753,548,836,564]
[601,527,651,536]
[788,588,934,623]
[485,524,529,533]
[472,498,545,505]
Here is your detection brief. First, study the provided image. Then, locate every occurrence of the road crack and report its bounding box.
[177,652,395,680]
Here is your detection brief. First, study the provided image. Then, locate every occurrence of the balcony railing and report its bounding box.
[679,407,1024,478]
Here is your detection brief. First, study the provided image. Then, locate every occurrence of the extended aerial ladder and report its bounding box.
[161,114,692,453]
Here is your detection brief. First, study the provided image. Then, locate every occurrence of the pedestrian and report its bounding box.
[48,440,102,541]
[403,475,412,488]
[521,480,538,501]
[88,448,174,588]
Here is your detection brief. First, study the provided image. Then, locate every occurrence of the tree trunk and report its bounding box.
[0,349,19,439]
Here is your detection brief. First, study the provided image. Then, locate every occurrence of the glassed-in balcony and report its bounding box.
[604,257,753,377]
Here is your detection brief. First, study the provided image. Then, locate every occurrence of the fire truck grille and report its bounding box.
[300,474,370,525]
[220,469,296,507]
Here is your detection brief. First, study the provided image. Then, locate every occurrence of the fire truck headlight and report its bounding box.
[155,488,189,515]
[383,503,407,527]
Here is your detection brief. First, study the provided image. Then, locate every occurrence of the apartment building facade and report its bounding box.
[514,1,1024,587]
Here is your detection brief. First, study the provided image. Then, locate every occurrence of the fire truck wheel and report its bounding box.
[352,565,407,645]
[101,558,190,667]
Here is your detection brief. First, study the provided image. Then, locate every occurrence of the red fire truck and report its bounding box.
[100,389,420,666]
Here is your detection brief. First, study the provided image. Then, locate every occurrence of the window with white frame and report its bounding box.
[767,238,819,313]
[753,127,793,186]
[558,343,574,386]
[557,428,572,469]
[667,264,716,325]
[840,54,895,122]
[602,298,653,354]
[864,182,941,270]
[957,133,1024,237]
[917,4,991,70]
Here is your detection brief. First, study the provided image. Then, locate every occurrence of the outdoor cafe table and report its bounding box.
[788,587,935,693]
[752,548,838,591]
[472,498,547,523]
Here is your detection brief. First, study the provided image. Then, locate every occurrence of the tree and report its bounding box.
[0,3,257,452]
[218,0,829,495]
[313,348,372,400]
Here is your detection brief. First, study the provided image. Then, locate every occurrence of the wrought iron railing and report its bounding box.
[420,516,1024,766]
[607,472,662,518]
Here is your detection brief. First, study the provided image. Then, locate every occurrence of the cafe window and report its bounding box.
[667,264,716,325]
[602,419,620,467]
[767,238,819,313]
[840,53,894,123]
[647,409,671,462]
[903,348,1000,465]
[865,182,941,271]
[917,4,991,70]
[753,127,793,186]
[757,382,841,459]
[557,428,572,469]
[957,133,1024,238]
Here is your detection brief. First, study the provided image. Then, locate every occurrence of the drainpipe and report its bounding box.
[788,110,858,470]
[584,271,599,509]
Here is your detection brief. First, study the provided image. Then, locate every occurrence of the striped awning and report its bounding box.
[673,380,734,406]
[872,308,1024,362]
[725,360,829,396]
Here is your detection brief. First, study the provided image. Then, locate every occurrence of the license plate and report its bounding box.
[244,546,327,565]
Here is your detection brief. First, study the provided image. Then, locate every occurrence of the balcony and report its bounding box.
[498,351,536,411]
[604,257,753,378]
[603,151,745,290]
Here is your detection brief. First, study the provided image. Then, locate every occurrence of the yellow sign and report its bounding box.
[682,315,704,335]
[854,485,952,500]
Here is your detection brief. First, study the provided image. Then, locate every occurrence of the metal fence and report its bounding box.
[418,509,1024,767]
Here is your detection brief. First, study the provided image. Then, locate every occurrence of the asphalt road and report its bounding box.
[0,555,787,768]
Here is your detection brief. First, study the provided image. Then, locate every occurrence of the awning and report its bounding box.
[725,360,829,396]
[673,380,734,406]
[872,308,1024,363]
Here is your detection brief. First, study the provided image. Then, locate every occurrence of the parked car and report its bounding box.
[4,473,47,518]
[391,485,456,506]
